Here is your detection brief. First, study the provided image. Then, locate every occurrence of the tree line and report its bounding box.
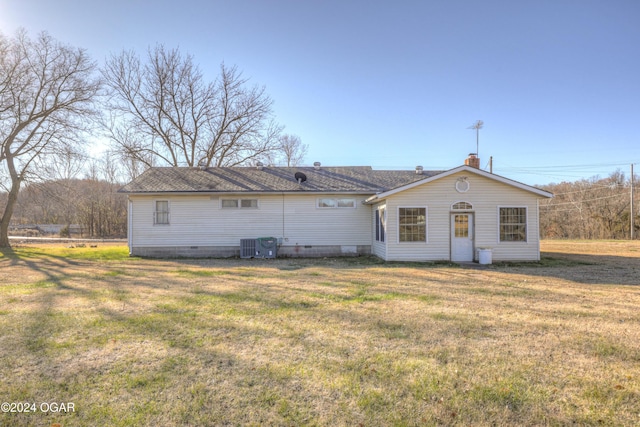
[4,152,128,238]
[539,170,639,240]
[9,179,126,239]
[0,29,307,246]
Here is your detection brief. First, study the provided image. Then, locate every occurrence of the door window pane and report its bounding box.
[454,214,468,237]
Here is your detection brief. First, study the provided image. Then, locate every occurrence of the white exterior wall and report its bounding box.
[371,203,387,259]
[129,193,372,254]
[127,170,546,261]
[382,171,544,262]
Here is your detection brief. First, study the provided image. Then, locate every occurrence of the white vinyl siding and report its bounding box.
[382,171,543,262]
[287,196,366,246]
[130,194,371,249]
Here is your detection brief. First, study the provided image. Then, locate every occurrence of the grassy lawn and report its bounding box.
[0,241,639,426]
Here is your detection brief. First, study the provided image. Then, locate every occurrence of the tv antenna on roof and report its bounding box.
[467,120,484,158]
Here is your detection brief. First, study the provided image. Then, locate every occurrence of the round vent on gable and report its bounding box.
[455,177,470,193]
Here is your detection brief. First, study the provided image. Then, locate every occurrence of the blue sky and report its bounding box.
[1,0,639,185]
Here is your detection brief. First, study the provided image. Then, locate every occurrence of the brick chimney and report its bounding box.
[465,153,480,169]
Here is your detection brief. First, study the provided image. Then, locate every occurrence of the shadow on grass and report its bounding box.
[0,247,20,265]
[4,243,639,292]
[168,255,460,271]
[165,251,640,286]
[0,247,72,285]
[484,252,640,286]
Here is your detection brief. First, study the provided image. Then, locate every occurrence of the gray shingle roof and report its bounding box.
[119,166,443,194]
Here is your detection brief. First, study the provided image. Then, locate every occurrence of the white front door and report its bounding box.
[451,213,474,262]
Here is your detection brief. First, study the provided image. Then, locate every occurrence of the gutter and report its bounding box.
[121,190,381,197]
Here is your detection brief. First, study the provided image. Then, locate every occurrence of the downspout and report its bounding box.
[282,192,285,243]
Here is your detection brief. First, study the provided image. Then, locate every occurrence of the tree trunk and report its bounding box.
[0,177,21,248]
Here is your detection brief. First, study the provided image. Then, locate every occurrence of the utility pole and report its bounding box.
[632,163,635,240]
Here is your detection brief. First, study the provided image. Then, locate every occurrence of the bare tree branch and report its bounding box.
[102,47,282,169]
[0,29,100,247]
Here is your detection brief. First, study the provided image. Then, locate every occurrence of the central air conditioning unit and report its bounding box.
[240,239,257,258]
[240,237,278,259]
[257,237,277,259]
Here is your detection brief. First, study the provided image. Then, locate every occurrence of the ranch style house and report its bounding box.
[119,155,553,262]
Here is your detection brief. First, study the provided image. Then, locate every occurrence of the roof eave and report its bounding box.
[364,194,383,204]
[121,190,381,196]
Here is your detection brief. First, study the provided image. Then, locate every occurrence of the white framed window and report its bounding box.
[337,198,356,208]
[318,198,336,208]
[240,199,258,208]
[452,201,473,210]
[221,198,258,209]
[499,207,527,242]
[398,207,427,242]
[317,198,356,209]
[221,199,238,208]
[375,206,386,242]
[154,200,170,225]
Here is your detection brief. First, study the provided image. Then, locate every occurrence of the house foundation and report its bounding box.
[131,244,371,258]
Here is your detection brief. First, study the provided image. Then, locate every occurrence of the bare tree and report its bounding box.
[78,153,127,238]
[102,45,282,169]
[277,134,308,167]
[540,170,638,240]
[260,133,308,167]
[0,30,100,247]
[38,145,87,231]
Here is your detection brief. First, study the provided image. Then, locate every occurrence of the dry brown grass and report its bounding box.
[0,240,639,426]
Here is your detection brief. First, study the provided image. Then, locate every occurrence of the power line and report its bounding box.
[541,184,627,196]
[540,193,628,207]
[497,159,640,170]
